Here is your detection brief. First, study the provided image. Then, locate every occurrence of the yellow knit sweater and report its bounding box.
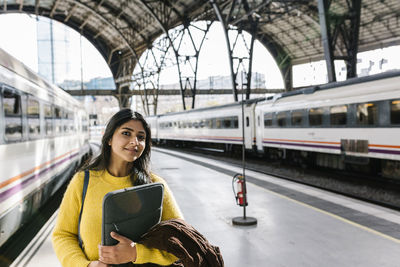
[52,170,183,267]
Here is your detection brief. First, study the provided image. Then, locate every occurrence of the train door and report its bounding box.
[255,108,264,152]
[244,105,253,149]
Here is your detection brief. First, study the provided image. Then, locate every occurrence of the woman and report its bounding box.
[52,109,183,267]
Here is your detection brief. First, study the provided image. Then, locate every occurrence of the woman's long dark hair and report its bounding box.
[81,109,152,185]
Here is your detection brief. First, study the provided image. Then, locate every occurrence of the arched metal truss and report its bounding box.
[211,0,263,101]
[169,20,213,110]
[132,36,172,116]
[318,0,361,82]
[132,21,213,114]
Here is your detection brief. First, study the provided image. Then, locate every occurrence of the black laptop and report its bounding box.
[102,182,164,266]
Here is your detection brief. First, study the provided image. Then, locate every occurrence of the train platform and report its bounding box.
[11,147,400,267]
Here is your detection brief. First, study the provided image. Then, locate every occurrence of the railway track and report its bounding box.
[160,145,400,211]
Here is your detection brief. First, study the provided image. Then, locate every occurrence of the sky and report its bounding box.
[0,14,38,70]
[0,13,112,82]
[0,13,399,89]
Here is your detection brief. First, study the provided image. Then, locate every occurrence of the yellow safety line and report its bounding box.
[250,183,400,244]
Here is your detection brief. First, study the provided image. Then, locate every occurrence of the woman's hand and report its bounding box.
[99,232,137,264]
[88,261,109,267]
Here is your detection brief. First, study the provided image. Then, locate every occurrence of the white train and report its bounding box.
[147,71,400,180]
[0,48,90,247]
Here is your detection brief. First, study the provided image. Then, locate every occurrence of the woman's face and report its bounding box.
[108,119,146,164]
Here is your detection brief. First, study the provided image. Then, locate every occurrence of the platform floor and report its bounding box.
[13,147,400,267]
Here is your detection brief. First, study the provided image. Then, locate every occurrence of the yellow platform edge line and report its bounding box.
[251,183,400,244]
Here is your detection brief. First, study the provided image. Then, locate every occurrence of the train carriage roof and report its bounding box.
[267,70,400,104]
[151,97,266,118]
[0,48,82,108]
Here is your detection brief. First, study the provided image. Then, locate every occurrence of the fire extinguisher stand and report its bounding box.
[232,76,257,226]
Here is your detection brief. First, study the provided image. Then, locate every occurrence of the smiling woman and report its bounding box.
[51,109,184,267]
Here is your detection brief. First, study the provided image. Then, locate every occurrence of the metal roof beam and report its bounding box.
[71,0,139,59]
[64,4,77,22]
[79,13,92,30]
[229,0,272,26]
[49,0,60,18]
[95,0,147,42]
[210,0,238,101]
[318,0,336,82]
[35,0,39,16]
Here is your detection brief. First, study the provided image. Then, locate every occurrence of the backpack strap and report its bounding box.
[78,170,90,249]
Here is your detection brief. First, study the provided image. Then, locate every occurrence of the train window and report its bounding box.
[390,100,400,124]
[82,116,88,132]
[54,107,63,134]
[357,103,377,125]
[210,118,216,129]
[199,120,205,128]
[264,113,273,127]
[3,89,21,116]
[68,112,75,132]
[233,116,238,128]
[215,118,222,129]
[27,97,40,138]
[330,105,347,125]
[223,117,231,128]
[276,112,286,127]
[193,121,199,128]
[44,104,52,118]
[55,107,62,118]
[63,109,69,133]
[27,98,39,118]
[206,119,212,129]
[291,110,303,126]
[309,108,324,126]
[44,104,53,135]
[3,89,22,141]
[246,117,249,127]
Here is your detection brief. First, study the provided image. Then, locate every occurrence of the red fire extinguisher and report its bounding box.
[232,173,248,206]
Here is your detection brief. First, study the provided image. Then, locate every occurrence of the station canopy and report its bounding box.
[2,0,400,83]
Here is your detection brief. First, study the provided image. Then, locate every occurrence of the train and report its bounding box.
[0,48,91,247]
[147,71,400,180]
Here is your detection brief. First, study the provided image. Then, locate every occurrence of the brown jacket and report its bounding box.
[134,219,224,267]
